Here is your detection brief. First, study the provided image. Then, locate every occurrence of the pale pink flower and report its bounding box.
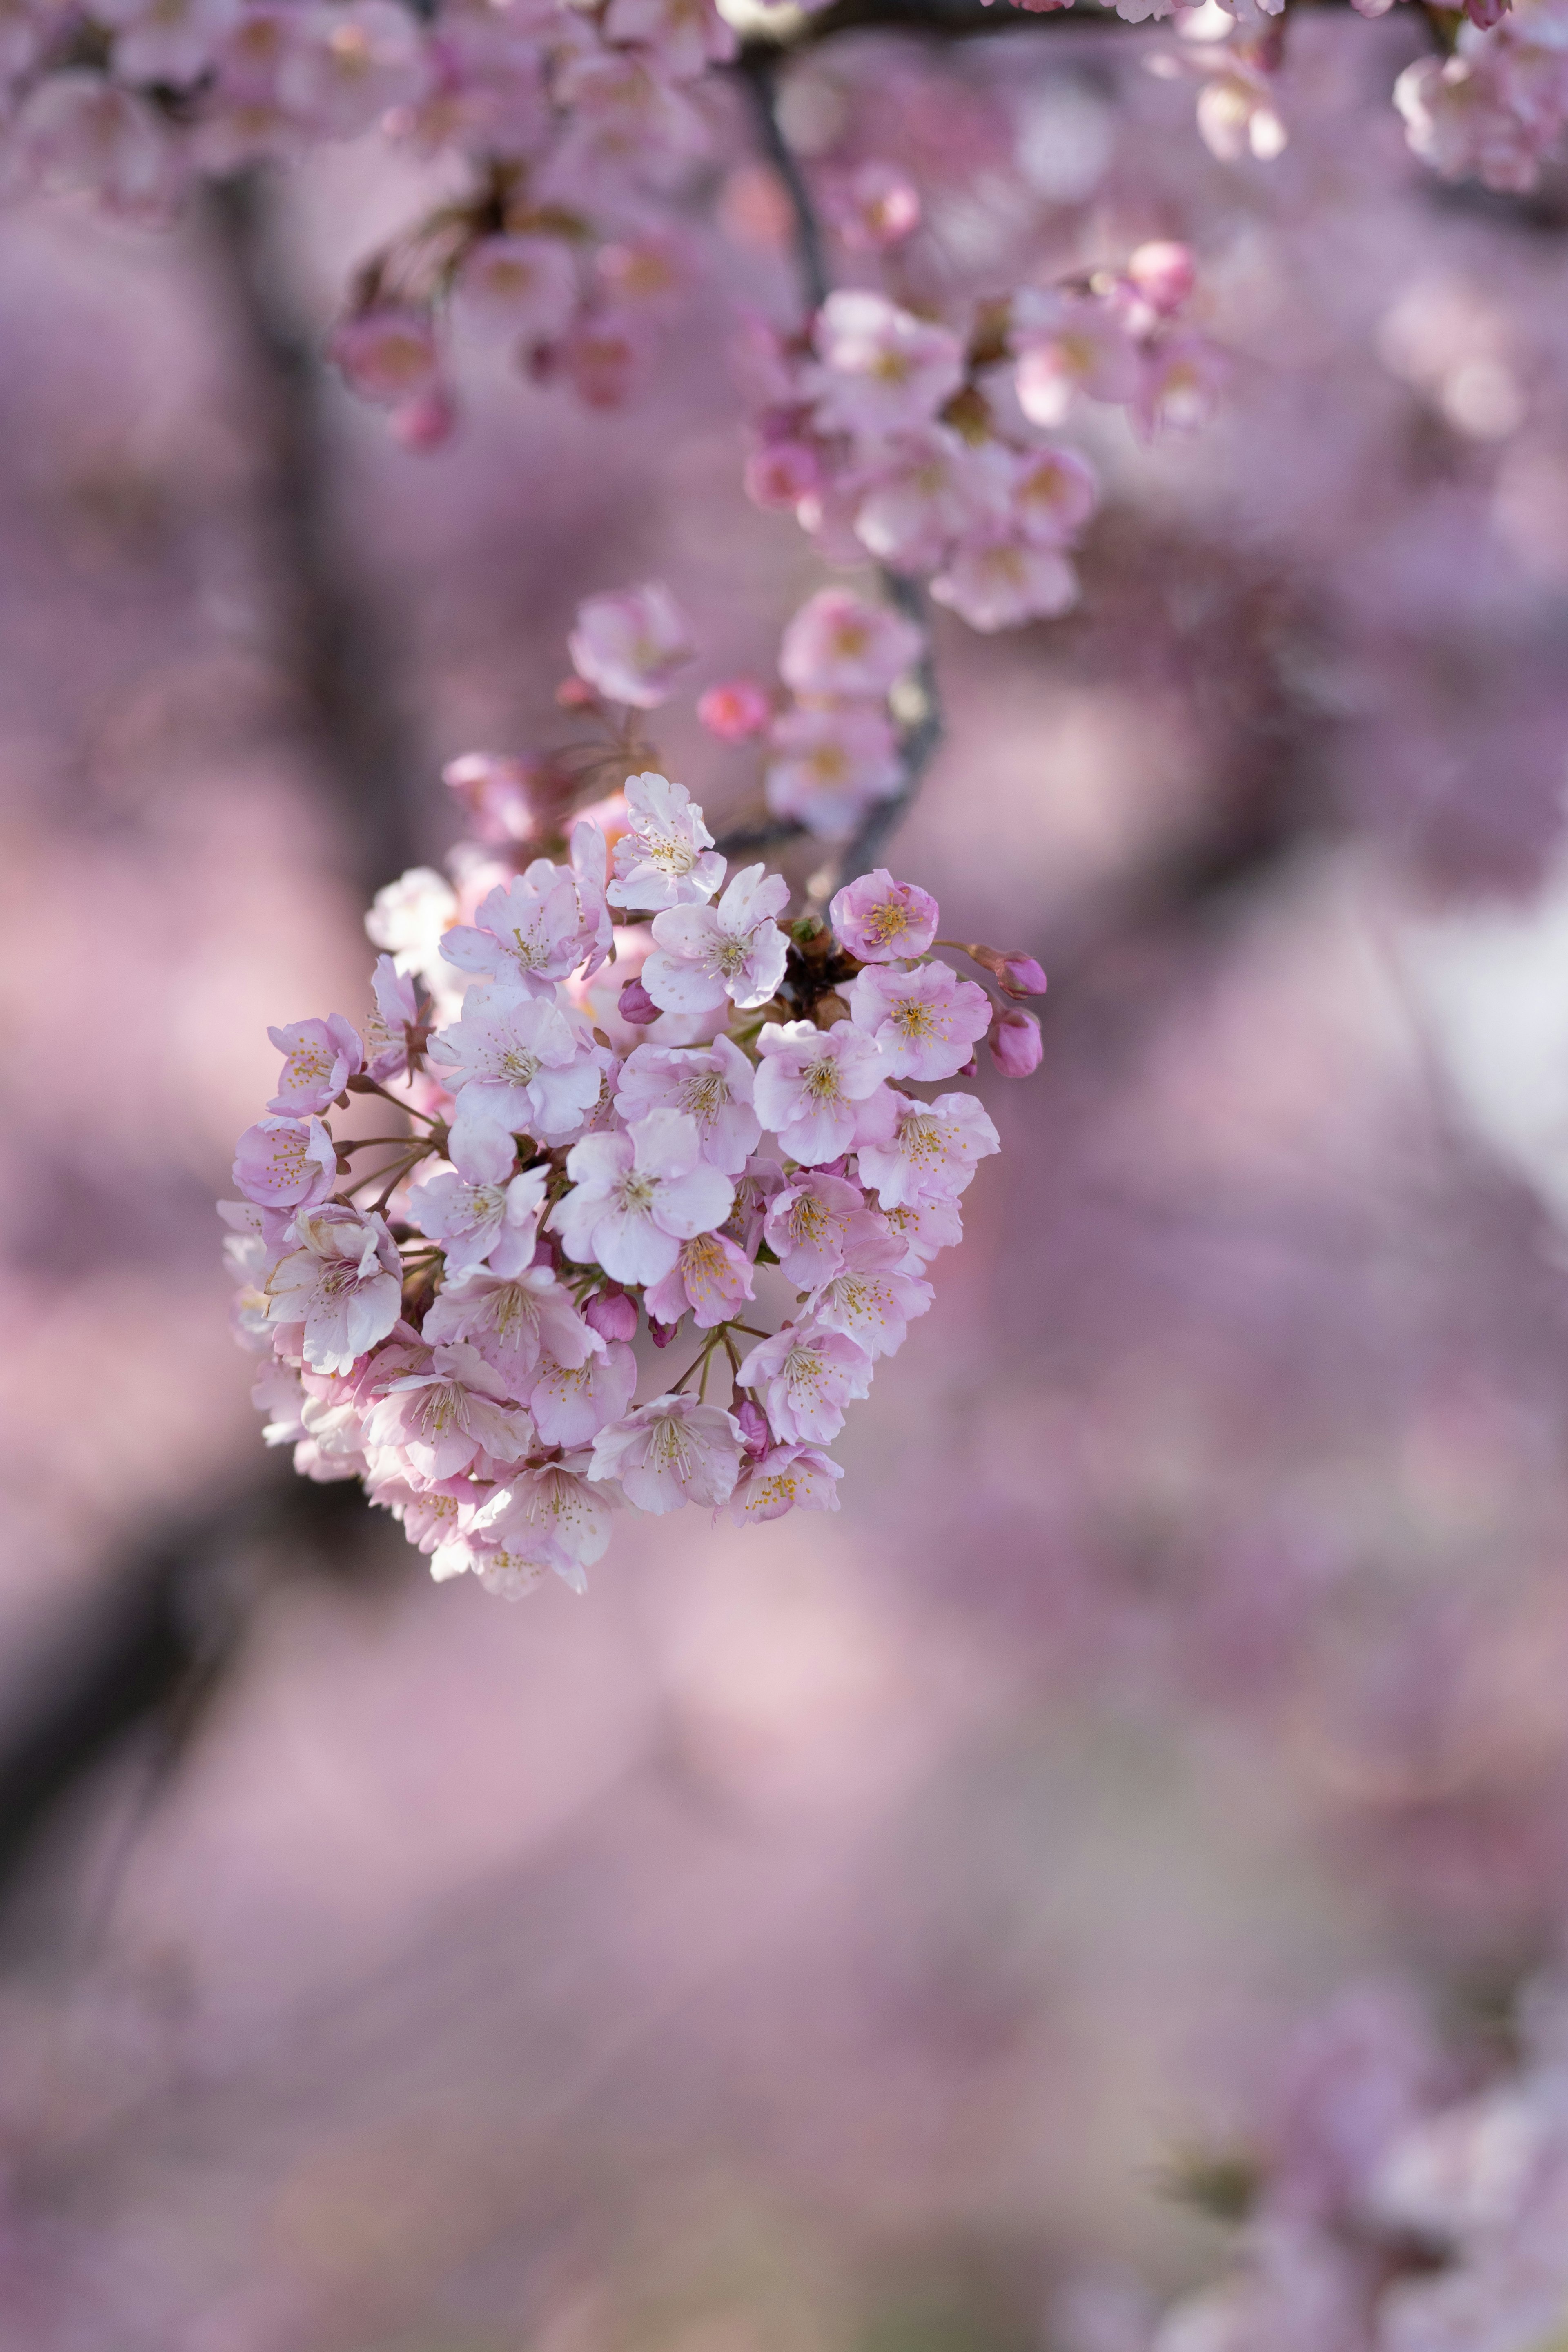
[329,306,442,407]
[1009,443,1098,543]
[930,529,1078,632]
[735,1321,874,1445]
[471,1460,612,1575]
[697,677,772,740]
[1136,333,1228,438]
[763,1168,868,1290]
[847,960,992,1080]
[529,1336,638,1446]
[643,864,791,1013]
[1010,288,1143,425]
[267,1013,364,1115]
[601,0,736,78]
[852,431,1013,572]
[363,956,424,1083]
[990,1007,1043,1076]
[827,159,921,250]
[365,865,459,982]
[97,0,238,86]
[431,1523,575,1599]
[643,1228,756,1329]
[1127,240,1198,314]
[745,438,822,510]
[614,1034,761,1172]
[550,1107,734,1283]
[606,771,725,911]
[855,1089,1000,1205]
[753,1019,888,1165]
[275,0,430,135]
[406,1146,547,1277]
[423,1262,594,1396]
[456,232,578,340]
[764,702,903,836]
[719,1154,786,1258]
[550,308,648,409]
[233,1114,338,1210]
[729,1443,844,1524]
[808,1220,933,1359]
[806,290,966,441]
[430,986,606,1149]
[1194,56,1289,166]
[829,868,939,962]
[11,74,178,216]
[546,49,707,176]
[568,579,696,708]
[265,1205,403,1375]
[1394,51,1547,192]
[780,587,924,699]
[595,229,692,316]
[877,1189,964,1270]
[442,752,537,846]
[366,1472,478,1557]
[588,1394,744,1512]
[220,1202,278,1352]
[365,1339,533,1480]
[441,857,594,991]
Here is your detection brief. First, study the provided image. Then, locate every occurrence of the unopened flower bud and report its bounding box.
[1127,241,1197,316]
[735,1399,772,1461]
[965,942,1047,997]
[389,386,457,452]
[989,1008,1042,1078]
[697,677,772,741]
[618,976,659,1025]
[585,1286,638,1342]
[556,675,597,710]
[648,1316,679,1348]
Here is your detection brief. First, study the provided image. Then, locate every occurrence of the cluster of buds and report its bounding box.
[742,263,1223,634]
[221,740,1046,1601]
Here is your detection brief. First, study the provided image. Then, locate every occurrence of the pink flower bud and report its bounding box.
[697,677,772,741]
[556,676,597,710]
[989,1009,1042,1078]
[1463,0,1508,24]
[649,1316,679,1348]
[735,1399,772,1461]
[388,386,456,452]
[585,1286,638,1343]
[1127,242,1197,317]
[618,977,659,1025]
[965,943,1047,996]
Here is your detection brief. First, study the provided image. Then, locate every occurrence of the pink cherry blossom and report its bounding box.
[697,678,772,741]
[729,1442,844,1524]
[405,1148,547,1278]
[456,233,579,340]
[642,864,791,1013]
[606,771,725,911]
[851,431,1012,572]
[275,0,430,136]
[430,986,606,1149]
[1010,288,1144,426]
[528,1336,638,1447]
[643,1228,756,1329]
[808,1220,933,1359]
[847,960,992,1081]
[364,1339,533,1481]
[265,1205,404,1375]
[233,1114,338,1210]
[365,864,459,984]
[877,1189,964,1271]
[440,858,593,991]
[1009,444,1098,544]
[423,1261,593,1397]
[855,1089,1001,1206]
[829,869,939,962]
[614,1035,761,1172]
[806,290,965,441]
[550,1107,734,1284]
[470,1460,613,1575]
[719,1154,786,1259]
[930,530,1078,633]
[764,702,903,836]
[366,1472,478,1558]
[763,1169,868,1288]
[601,0,736,77]
[328,305,441,407]
[827,159,921,250]
[588,1394,744,1512]
[267,1013,364,1116]
[363,956,425,1082]
[1136,334,1229,440]
[735,1321,874,1446]
[12,73,178,216]
[567,580,695,708]
[779,588,924,699]
[1127,240,1198,314]
[753,1020,888,1166]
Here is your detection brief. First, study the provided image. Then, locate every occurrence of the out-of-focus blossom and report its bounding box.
[806,289,966,439]
[568,580,696,708]
[764,700,903,835]
[779,588,924,700]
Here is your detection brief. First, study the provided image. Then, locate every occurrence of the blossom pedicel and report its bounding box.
[224,761,1035,1601]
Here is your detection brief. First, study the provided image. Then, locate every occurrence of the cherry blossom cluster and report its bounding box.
[1138,1979,1568,2352]
[221,758,1045,1600]
[742,262,1222,633]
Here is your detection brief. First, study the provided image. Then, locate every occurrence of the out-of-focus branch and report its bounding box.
[720,53,944,890]
[203,169,425,899]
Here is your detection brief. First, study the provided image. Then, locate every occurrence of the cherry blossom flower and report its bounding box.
[877,1189,964,1271]
[529,1336,638,1447]
[827,159,921,250]
[606,771,725,911]
[847,960,992,1081]
[470,1459,613,1576]
[729,1442,844,1523]
[930,530,1078,633]
[1136,333,1229,439]
[233,1114,338,1211]
[423,1262,594,1396]
[430,985,606,1149]
[550,1107,734,1284]
[365,864,459,984]
[267,1013,364,1116]
[806,290,966,440]
[12,73,178,215]
[1010,444,1099,543]
[753,1020,888,1165]
[643,1228,756,1328]
[779,588,924,699]
[363,957,425,1082]
[764,702,903,835]
[735,1321,874,1445]
[851,431,1012,572]
[719,1154,786,1259]
[829,869,939,962]
[697,678,772,741]
[614,1035,761,1172]
[641,864,791,1013]
[1010,288,1144,426]
[601,0,736,77]
[365,1339,534,1481]
[441,858,594,991]
[366,1472,478,1558]
[275,0,430,136]
[329,305,442,407]
[855,1089,1001,1206]
[457,232,578,340]
[406,1147,547,1278]
[567,580,695,708]
[265,1205,404,1376]
[807,1221,933,1359]
[588,1394,745,1512]
[764,1169,869,1288]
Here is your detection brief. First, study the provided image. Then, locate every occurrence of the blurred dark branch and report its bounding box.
[203,170,425,898]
